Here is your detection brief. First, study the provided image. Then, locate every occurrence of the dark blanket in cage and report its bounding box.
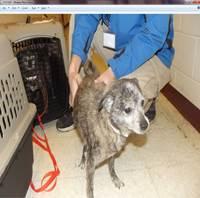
[12,37,69,123]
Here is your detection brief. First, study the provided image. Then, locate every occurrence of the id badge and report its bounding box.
[103,31,116,50]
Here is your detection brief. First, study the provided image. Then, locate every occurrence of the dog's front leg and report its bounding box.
[108,156,124,189]
[86,152,95,198]
[79,145,87,169]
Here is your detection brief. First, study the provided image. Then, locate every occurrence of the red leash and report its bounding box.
[30,115,60,192]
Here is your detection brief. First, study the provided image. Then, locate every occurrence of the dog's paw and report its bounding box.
[78,161,85,169]
[113,178,125,189]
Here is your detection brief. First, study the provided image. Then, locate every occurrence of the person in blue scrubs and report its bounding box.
[56,14,174,132]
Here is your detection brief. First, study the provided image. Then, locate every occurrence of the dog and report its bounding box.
[73,68,149,198]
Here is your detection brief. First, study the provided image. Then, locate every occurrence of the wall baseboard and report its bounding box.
[161,84,200,133]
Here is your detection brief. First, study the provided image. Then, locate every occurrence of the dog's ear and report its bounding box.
[132,78,139,85]
[131,78,142,92]
[98,93,113,112]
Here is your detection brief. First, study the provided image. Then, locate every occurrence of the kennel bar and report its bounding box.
[0,33,36,197]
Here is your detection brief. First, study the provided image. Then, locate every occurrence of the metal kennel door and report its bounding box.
[12,36,69,123]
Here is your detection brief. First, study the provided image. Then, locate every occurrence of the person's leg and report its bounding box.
[122,55,171,102]
[56,15,75,132]
[122,55,171,122]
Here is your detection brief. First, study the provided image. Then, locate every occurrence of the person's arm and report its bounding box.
[69,14,101,77]
[69,14,101,105]
[107,14,171,79]
[71,14,101,65]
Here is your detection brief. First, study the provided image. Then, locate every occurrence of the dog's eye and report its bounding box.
[124,107,132,114]
[141,100,144,106]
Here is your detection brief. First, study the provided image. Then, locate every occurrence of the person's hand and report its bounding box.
[68,55,82,107]
[69,72,82,107]
[95,67,115,85]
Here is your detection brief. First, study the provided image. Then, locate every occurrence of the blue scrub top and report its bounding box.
[72,14,174,79]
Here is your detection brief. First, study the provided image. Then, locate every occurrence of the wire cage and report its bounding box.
[12,36,69,123]
[0,34,36,197]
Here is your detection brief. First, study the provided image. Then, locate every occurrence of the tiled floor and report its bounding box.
[26,94,200,198]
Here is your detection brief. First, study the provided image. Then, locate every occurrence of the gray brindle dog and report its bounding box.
[73,70,149,198]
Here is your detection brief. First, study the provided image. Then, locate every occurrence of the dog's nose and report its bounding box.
[140,120,148,131]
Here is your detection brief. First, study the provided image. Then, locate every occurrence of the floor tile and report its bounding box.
[148,162,200,198]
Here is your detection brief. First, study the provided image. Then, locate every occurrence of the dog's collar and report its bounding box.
[108,120,129,138]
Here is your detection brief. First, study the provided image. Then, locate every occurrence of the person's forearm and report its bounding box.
[68,54,82,106]
[68,54,82,76]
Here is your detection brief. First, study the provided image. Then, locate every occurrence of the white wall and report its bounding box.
[171,15,200,109]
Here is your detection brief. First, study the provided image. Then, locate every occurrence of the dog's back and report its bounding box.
[73,76,102,142]
[73,76,119,163]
